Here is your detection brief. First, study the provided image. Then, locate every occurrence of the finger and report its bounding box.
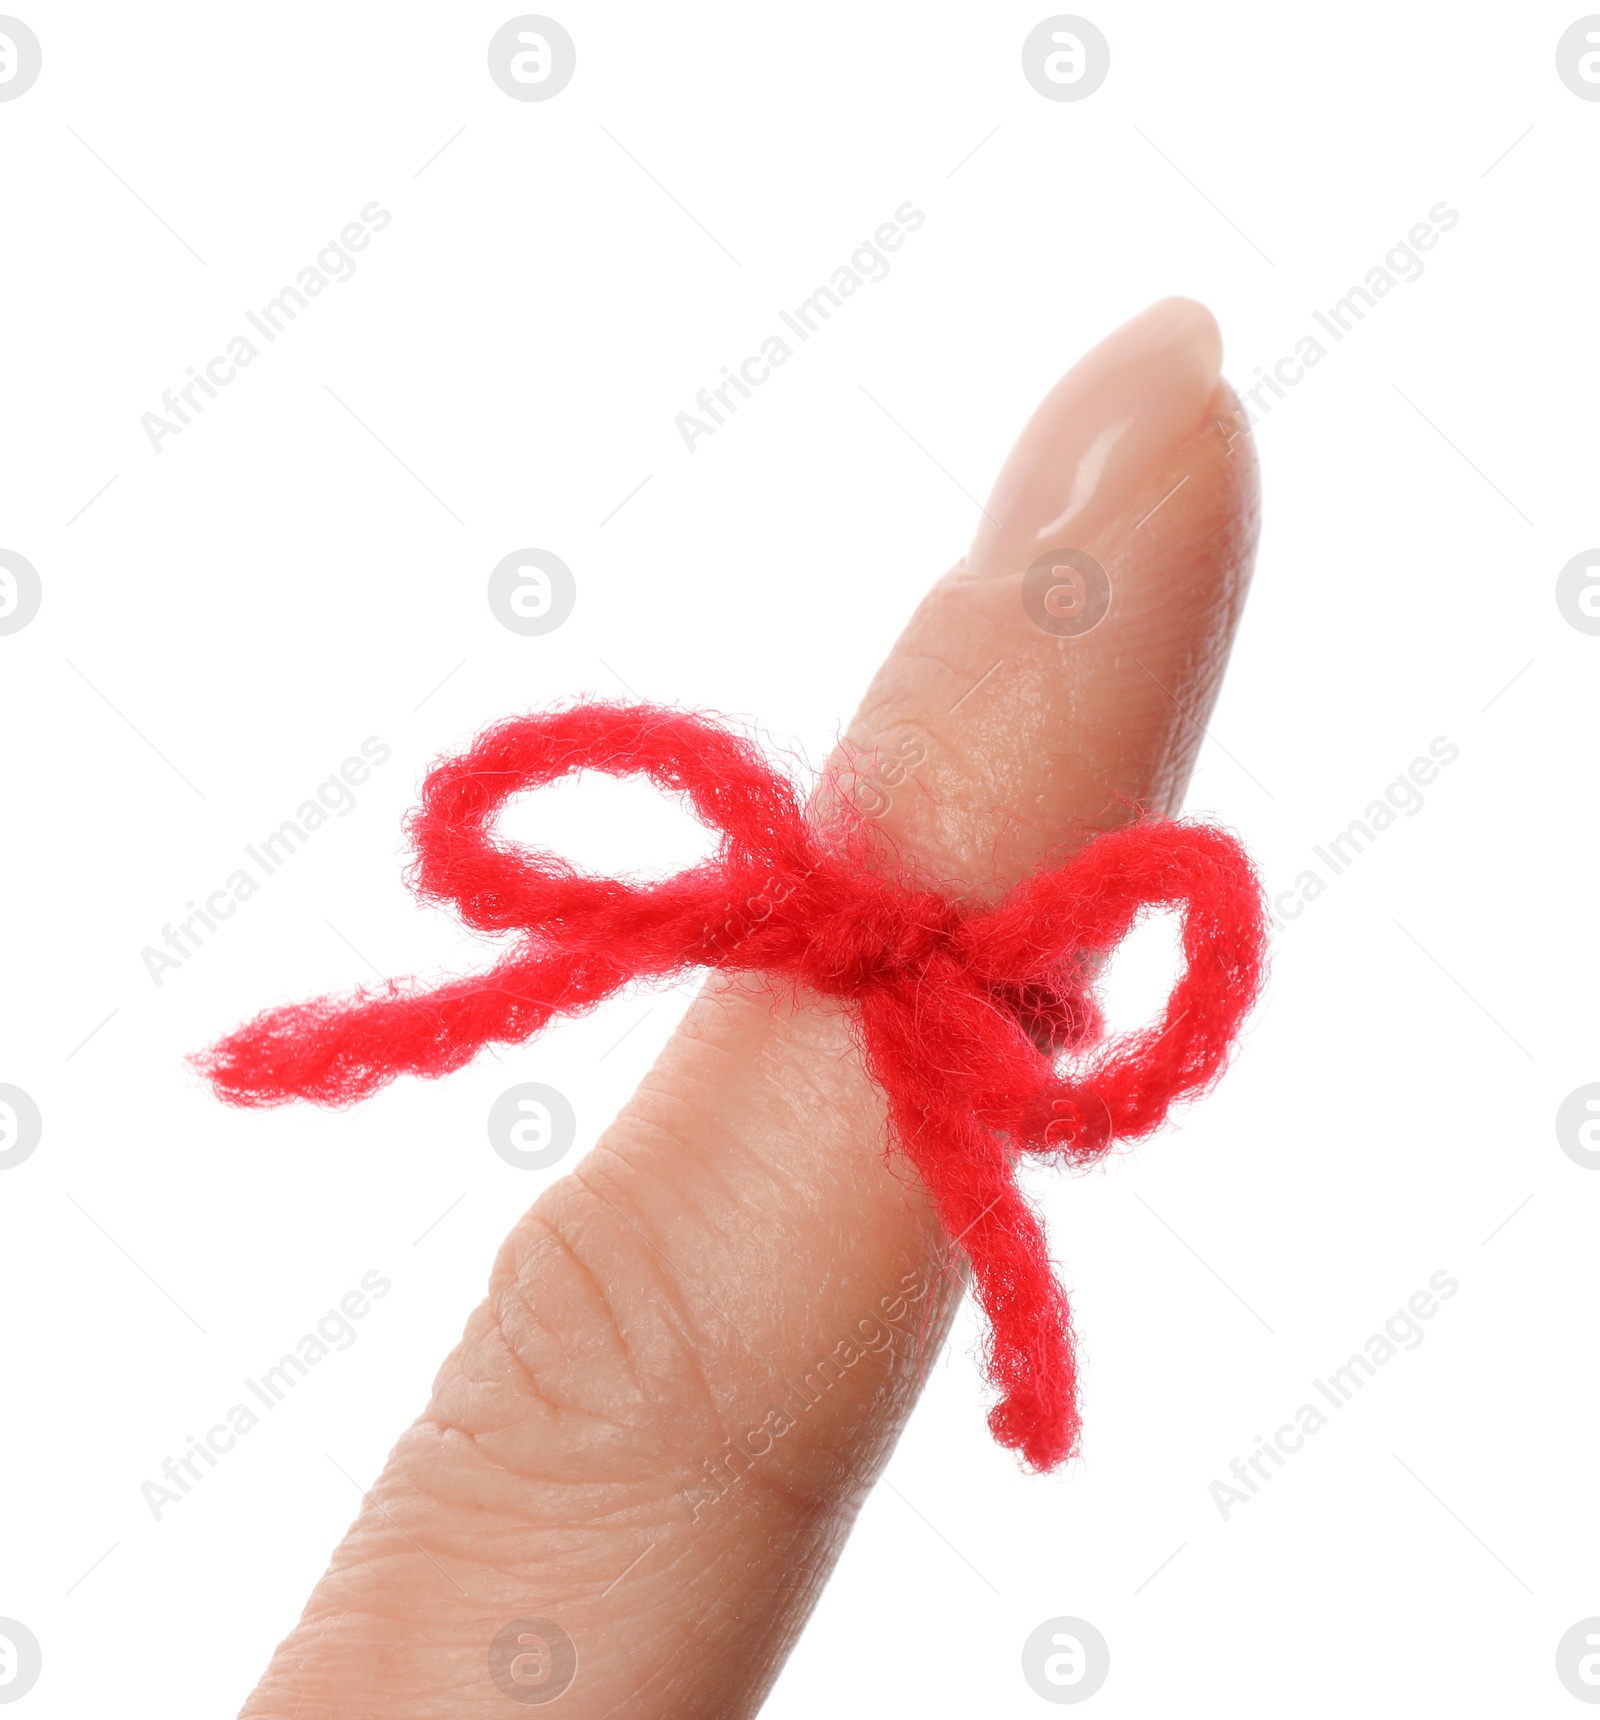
[240,298,1259,1719]
[846,294,1251,879]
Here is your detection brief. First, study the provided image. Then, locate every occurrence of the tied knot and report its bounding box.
[788,881,964,998]
[193,701,1267,1473]
[696,856,962,998]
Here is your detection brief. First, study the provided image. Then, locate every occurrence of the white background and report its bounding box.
[1,2,1596,1714]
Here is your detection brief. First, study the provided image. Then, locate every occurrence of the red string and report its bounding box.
[194,702,1267,1470]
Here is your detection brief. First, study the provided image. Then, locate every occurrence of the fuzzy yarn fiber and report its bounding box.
[196,702,1266,1471]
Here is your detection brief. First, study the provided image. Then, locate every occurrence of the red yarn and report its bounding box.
[194,702,1266,1471]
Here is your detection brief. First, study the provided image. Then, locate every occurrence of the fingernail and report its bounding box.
[968,297,1223,578]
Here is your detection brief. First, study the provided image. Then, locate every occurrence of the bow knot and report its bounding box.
[798,889,963,996]
[195,702,1266,1471]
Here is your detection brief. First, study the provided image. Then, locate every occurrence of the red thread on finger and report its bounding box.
[193,702,1267,1471]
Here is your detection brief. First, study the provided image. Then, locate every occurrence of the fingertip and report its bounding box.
[968,296,1225,580]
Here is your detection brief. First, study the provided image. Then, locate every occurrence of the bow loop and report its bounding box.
[408,705,812,952]
[959,820,1267,1158]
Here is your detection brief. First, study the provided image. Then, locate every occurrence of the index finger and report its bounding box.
[238,299,1260,1720]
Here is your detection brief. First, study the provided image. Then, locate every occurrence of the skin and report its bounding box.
[238,298,1261,1717]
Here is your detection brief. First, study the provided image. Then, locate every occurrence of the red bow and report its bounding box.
[195,702,1266,1470]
